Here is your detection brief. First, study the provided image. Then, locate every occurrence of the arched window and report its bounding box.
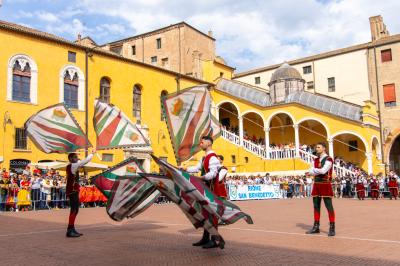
[160,90,168,121]
[59,65,84,110]
[7,54,38,104]
[99,77,111,103]
[12,61,31,102]
[133,84,142,124]
[64,71,79,109]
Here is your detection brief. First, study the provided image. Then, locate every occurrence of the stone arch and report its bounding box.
[242,111,265,144]
[331,130,369,171]
[217,100,241,117]
[218,101,239,134]
[267,112,295,147]
[265,110,296,127]
[388,133,400,173]
[297,117,331,139]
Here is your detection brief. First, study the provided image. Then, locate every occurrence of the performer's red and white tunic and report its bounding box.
[309,153,334,197]
[187,150,228,198]
[66,154,93,196]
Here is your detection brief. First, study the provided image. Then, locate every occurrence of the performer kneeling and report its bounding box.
[66,149,95,238]
[306,142,336,237]
[185,136,227,249]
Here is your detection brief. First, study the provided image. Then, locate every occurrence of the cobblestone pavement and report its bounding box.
[1,198,400,266]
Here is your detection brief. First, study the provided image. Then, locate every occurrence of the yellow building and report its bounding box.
[0,20,382,176]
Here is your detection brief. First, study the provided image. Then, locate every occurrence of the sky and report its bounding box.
[1,0,399,72]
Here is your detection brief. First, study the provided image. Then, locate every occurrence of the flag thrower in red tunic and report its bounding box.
[305,142,336,237]
[184,135,226,249]
[65,149,96,238]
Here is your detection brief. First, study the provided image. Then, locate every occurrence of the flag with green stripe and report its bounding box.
[151,155,253,226]
[24,103,91,153]
[92,157,160,221]
[94,100,150,150]
[162,85,221,164]
[141,173,222,239]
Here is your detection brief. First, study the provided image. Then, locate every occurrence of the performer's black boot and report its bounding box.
[66,228,80,238]
[72,228,83,236]
[328,222,336,237]
[306,221,320,234]
[202,235,219,249]
[193,230,209,246]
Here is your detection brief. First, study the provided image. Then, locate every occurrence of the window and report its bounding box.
[160,90,168,121]
[328,77,335,92]
[7,55,38,104]
[303,65,312,74]
[102,153,114,162]
[132,45,136,56]
[133,85,142,124]
[244,157,249,163]
[68,51,76,63]
[12,60,31,102]
[255,76,261,84]
[64,71,79,109]
[381,49,392,62]
[348,140,358,152]
[156,38,161,49]
[231,155,236,164]
[383,83,397,107]
[306,81,314,90]
[151,56,157,64]
[220,72,224,78]
[161,57,169,67]
[14,128,27,150]
[110,45,122,54]
[99,77,111,103]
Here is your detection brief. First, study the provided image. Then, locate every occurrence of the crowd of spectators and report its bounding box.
[226,170,400,199]
[0,166,102,212]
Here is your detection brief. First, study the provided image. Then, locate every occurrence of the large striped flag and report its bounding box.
[141,173,221,239]
[151,155,253,226]
[25,103,91,153]
[162,85,221,164]
[94,100,149,150]
[91,157,160,221]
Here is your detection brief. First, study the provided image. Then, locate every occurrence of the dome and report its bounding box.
[269,63,302,84]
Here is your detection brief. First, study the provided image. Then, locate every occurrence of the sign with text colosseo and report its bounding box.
[228,184,282,201]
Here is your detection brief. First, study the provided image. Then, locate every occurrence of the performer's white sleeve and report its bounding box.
[71,154,93,173]
[186,161,202,173]
[204,156,221,181]
[309,160,332,175]
[218,168,228,182]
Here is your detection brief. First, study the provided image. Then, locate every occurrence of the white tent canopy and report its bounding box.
[31,161,108,172]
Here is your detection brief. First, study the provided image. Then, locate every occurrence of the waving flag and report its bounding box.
[91,157,160,221]
[94,100,149,150]
[162,85,221,164]
[151,155,253,226]
[141,173,221,238]
[25,103,90,153]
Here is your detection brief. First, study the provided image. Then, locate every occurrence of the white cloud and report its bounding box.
[11,0,400,71]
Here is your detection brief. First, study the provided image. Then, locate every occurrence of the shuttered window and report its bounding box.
[381,49,392,62]
[383,84,396,107]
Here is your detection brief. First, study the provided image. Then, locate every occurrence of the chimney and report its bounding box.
[77,34,82,42]
[369,15,389,41]
[208,30,213,38]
